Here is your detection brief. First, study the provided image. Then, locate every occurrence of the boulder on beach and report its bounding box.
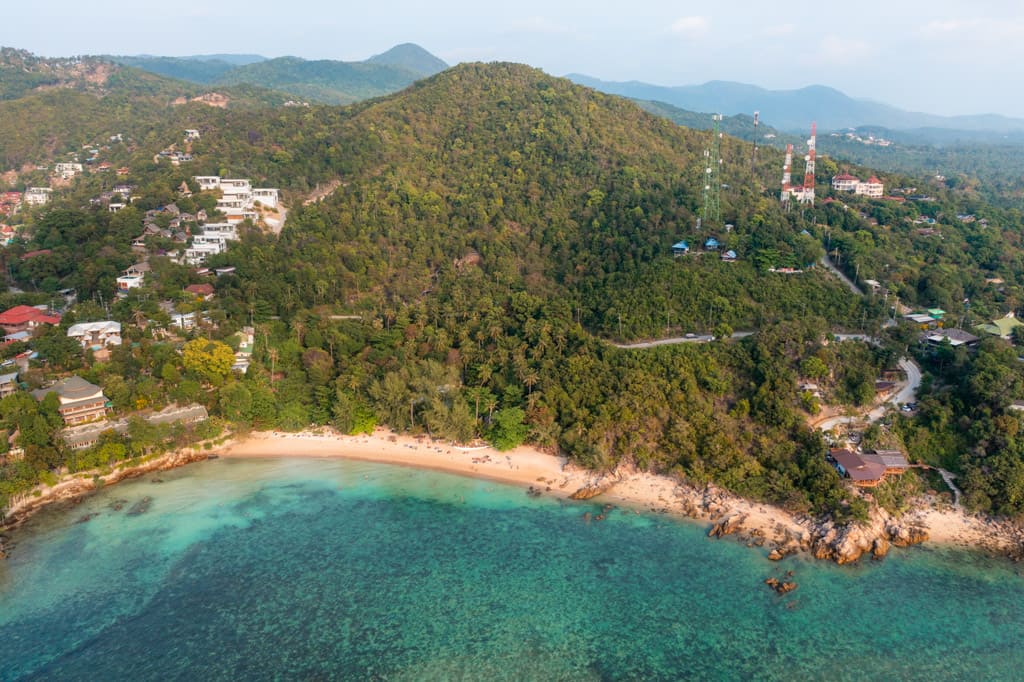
[708,513,746,538]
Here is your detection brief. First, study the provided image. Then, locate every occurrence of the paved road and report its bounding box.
[820,253,863,296]
[816,356,921,432]
[612,331,754,349]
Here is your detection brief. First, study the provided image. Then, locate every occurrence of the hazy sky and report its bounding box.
[6,0,1023,117]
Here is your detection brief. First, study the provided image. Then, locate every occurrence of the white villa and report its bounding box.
[831,173,884,198]
[183,223,239,265]
[193,176,279,224]
[24,187,52,206]
[67,321,122,350]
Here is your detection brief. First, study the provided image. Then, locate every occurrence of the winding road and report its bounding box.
[815,356,922,433]
[612,331,754,349]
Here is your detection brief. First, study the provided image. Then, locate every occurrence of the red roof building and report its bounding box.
[0,305,61,334]
[185,283,215,298]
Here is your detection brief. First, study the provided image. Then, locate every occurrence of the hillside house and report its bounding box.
[185,283,215,300]
[976,312,1024,340]
[116,262,150,296]
[184,223,238,265]
[53,162,83,179]
[704,237,720,251]
[193,176,280,222]
[0,371,18,399]
[831,173,884,197]
[0,305,61,334]
[67,321,122,350]
[32,376,109,426]
[856,177,884,198]
[24,187,52,206]
[924,328,980,348]
[672,240,690,257]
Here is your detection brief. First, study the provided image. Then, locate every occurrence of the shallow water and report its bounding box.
[2,457,1023,680]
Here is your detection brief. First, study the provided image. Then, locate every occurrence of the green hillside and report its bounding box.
[7,60,1024,519]
[213,52,447,105]
[109,55,241,84]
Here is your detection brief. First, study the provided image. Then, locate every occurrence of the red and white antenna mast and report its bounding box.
[781,143,793,207]
[800,121,816,205]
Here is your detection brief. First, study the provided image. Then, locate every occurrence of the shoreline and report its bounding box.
[4,427,1022,564]
[220,428,1024,562]
[0,443,229,534]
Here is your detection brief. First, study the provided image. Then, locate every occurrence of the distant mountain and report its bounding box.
[111,54,268,83]
[116,44,449,105]
[367,43,448,76]
[215,53,446,105]
[109,55,241,84]
[177,54,267,66]
[566,74,1024,135]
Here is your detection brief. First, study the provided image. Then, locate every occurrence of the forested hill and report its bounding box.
[10,60,1024,518]
[113,44,450,105]
[228,62,862,337]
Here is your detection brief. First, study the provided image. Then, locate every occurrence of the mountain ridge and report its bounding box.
[566,73,1024,135]
[112,44,449,104]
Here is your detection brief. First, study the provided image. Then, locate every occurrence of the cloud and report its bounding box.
[818,35,873,64]
[669,16,710,38]
[919,19,965,35]
[919,18,1024,41]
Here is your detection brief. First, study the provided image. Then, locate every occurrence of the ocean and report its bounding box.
[1,456,1023,680]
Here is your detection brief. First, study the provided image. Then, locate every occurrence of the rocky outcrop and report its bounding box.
[708,513,747,538]
[568,466,631,501]
[801,509,932,564]
[888,523,929,548]
[569,484,611,500]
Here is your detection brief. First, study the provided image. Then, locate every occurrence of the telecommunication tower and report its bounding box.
[780,143,794,209]
[701,114,723,227]
[750,111,759,175]
[799,122,817,205]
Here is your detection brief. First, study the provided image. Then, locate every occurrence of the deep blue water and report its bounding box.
[2,457,1024,680]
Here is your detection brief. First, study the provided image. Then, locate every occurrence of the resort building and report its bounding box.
[830,448,909,488]
[60,403,209,450]
[192,176,280,224]
[184,223,239,265]
[32,376,110,426]
[66,321,122,350]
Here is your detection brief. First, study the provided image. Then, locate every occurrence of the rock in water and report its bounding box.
[872,536,891,559]
[126,497,152,516]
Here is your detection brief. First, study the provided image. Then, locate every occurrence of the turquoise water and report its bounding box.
[2,457,1024,680]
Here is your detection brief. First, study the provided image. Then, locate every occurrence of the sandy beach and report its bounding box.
[220,427,1024,560]
[4,426,1021,563]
